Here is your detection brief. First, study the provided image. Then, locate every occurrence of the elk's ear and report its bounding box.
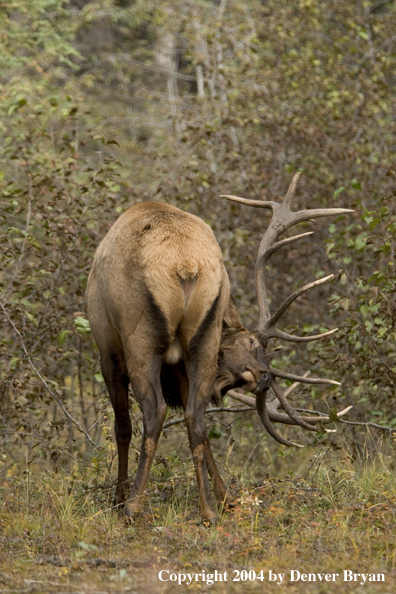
[223,297,244,330]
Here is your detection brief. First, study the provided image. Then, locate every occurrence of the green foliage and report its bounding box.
[326,178,396,424]
[0,0,131,465]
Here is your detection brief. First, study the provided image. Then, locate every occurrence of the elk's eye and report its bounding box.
[249,338,256,349]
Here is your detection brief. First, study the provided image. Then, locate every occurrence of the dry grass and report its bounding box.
[1,446,396,593]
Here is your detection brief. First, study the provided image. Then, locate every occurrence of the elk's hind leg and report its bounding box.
[100,351,131,506]
[123,348,168,517]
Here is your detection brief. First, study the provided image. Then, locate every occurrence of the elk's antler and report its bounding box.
[227,387,353,427]
[221,173,353,445]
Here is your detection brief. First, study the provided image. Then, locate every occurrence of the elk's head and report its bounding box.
[214,297,271,402]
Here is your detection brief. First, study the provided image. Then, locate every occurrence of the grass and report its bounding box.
[1,447,396,593]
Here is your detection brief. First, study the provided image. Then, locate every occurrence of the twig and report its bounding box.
[361,34,396,62]
[337,419,396,433]
[4,177,32,297]
[24,579,64,587]
[163,405,252,429]
[0,300,99,450]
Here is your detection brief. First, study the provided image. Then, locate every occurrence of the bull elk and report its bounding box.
[87,173,353,522]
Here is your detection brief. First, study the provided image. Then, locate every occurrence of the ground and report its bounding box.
[1,449,395,594]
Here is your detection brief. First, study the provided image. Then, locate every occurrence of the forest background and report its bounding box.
[0,1,396,592]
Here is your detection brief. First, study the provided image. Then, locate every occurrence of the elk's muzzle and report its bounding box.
[254,370,271,394]
[241,367,271,394]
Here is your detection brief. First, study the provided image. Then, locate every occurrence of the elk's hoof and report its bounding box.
[113,500,126,514]
[202,517,217,527]
[220,500,235,514]
[200,509,217,526]
[124,499,145,519]
[114,483,130,506]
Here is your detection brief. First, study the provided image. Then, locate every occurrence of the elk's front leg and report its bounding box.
[184,372,218,523]
[204,435,228,506]
[174,364,228,507]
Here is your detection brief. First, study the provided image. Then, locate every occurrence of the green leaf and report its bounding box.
[208,423,223,439]
[358,29,369,41]
[10,357,19,370]
[333,186,345,199]
[28,236,41,250]
[379,207,389,217]
[74,316,91,336]
[326,240,335,255]
[329,408,338,422]
[20,298,32,308]
[25,312,38,327]
[351,178,362,191]
[57,330,70,346]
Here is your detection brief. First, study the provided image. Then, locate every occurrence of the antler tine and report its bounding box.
[284,371,311,397]
[270,379,317,431]
[260,231,314,262]
[284,172,301,207]
[267,371,310,421]
[260,275,341,345]
[270,367,341,386]
[257,272,342,345]
[269,327,338,343]
[255,389,304,447]
[221,194,277,210]
[222,178,353,328]
[266,402,353,426]
[255,201,352,330]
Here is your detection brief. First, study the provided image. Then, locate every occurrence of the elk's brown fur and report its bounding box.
[87,202,269,522]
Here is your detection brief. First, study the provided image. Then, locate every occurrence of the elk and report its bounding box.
[87,173,352,522]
